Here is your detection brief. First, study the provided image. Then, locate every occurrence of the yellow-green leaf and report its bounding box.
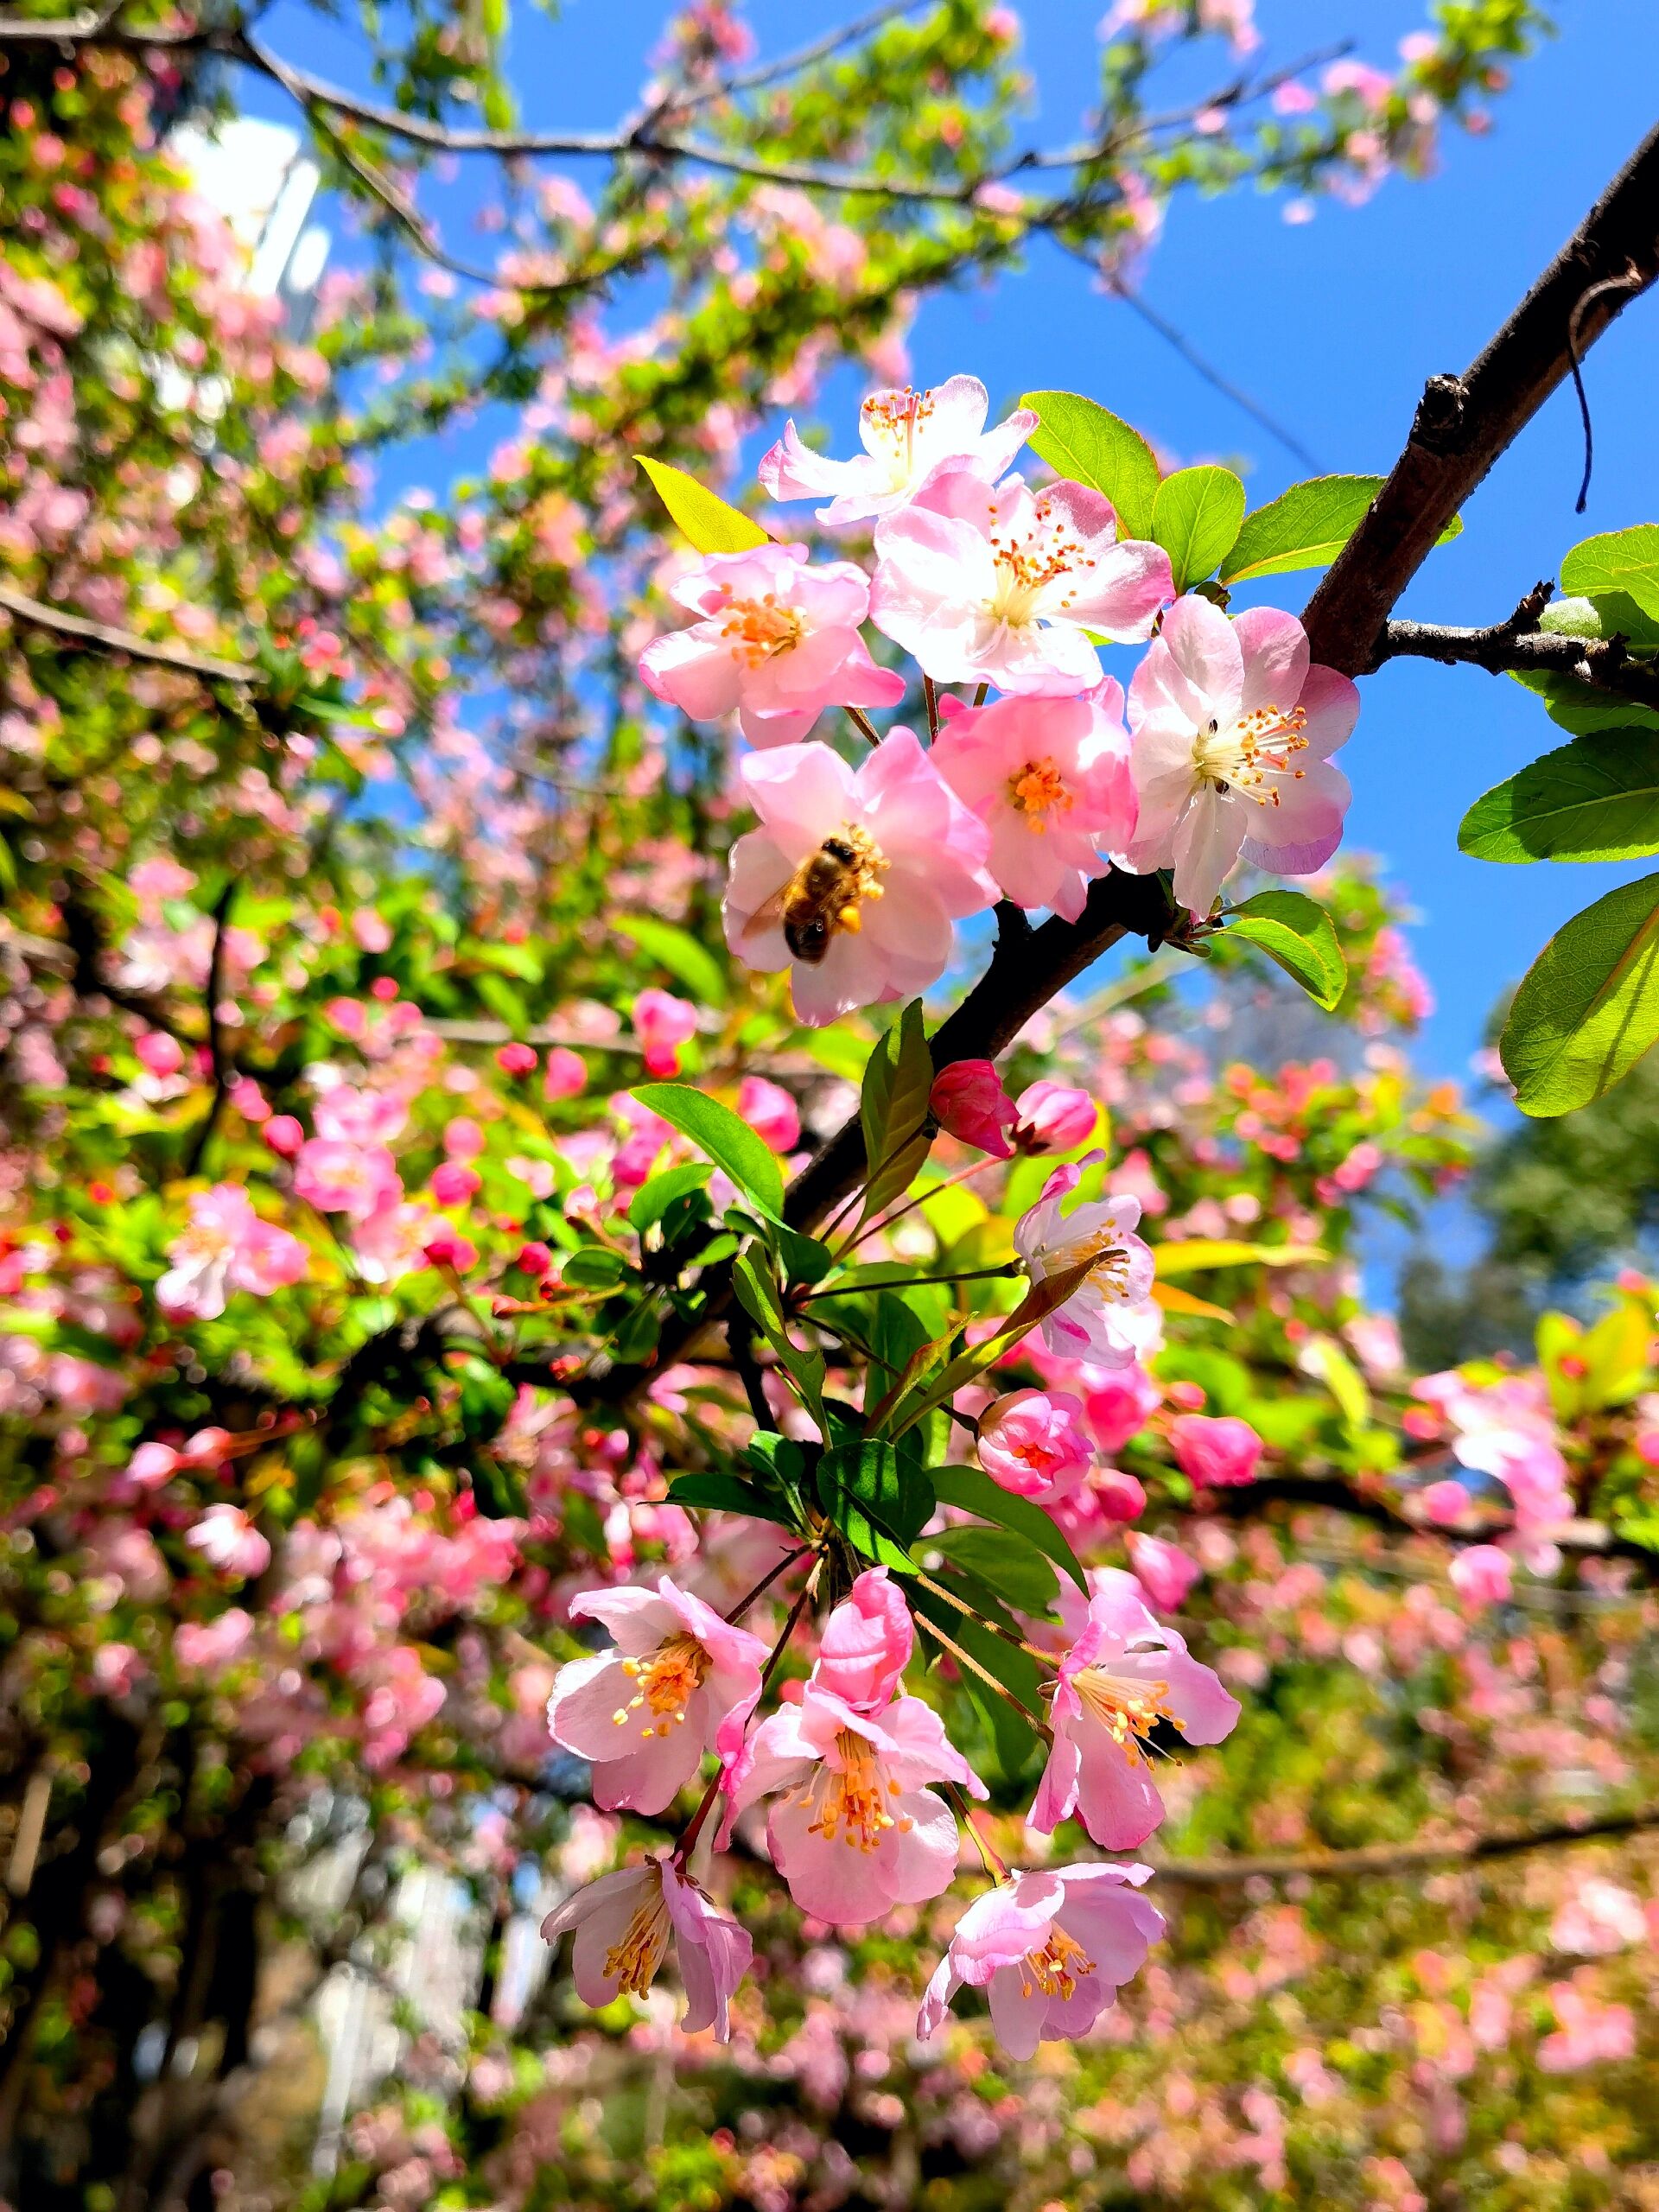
[636,457,769,554]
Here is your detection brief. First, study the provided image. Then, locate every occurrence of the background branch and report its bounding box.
[1152,1803,1659,1886]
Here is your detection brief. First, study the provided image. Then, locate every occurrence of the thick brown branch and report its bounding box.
[0,582,252,685]
[1302,118,1659,677]
[1376,616,1659,713]
[1151,1804,1659,1886]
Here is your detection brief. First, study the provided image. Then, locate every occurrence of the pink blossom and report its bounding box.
[1169,1412,1263,1489]
[1122,596,1357,915]
[430,1161,480,1206]
[174,1608,253,1674]
[1083,1363,1160,1452]
[1420,1478,1471,1526]
[872,474,1170,694]
[1014,1166,1157,1367]
[727,1674,982,1923]
[759,375,1036,527]
[541,1854,750,2041]
[185,1503,272,1580]
[977,1389,1092,1503]
[313,1085,406,1147]
[639,543,905,747]
[497,1041,537,1076]
[1014,1080,1098,1154]
[810,1567,914,1711]
[135,1030,184,1078]
[1550,1878,1648,1957]
[156,1185,308,1319]
[547,1577,768,1816]
[930,1059,1017,1157]
[292,1138,402,1220]
[1032,1572,1239,1848]
[128,1441,181,1490]
[1537,1982,1637,2073]
[543,1046,588,1101]
[264,1115,304,1158]
[517,1240,555,1278]
[1125,1529,1200,1612]
[443,1116,485,1161]
[929,683,1138,918]
[918,1861,1164,2056]
[737,1073,800,1154]
[92,1643,143,1697]
[724,729,996,1025]
[1447,1545,1512,1610]
[632,989,699,1077]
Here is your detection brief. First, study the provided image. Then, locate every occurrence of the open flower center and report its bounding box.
[614,1633,709,1737]
[1038,1223,1132,1305]
[717,591,804,665]
[1073,1664,1173,1764]
[1192,703,1309,804]
[601,1885,671,1996]
[987,497,1094,626]
[864,385,938,481]
[1007,757,1074,831]
[1021,1923,1096,2001]
[798,1729,911,1851]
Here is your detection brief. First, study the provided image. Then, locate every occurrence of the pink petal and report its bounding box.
[1232,605,1310,714]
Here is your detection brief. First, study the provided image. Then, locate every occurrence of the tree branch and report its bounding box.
[1302,118,1659,677]
[1376,605,1659,714]
[0,582,252,685]
[1151,1803,1659,1886]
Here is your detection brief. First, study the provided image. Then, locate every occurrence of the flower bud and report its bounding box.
[1013,1079,1096,1154]
[928,1059,1015,1157]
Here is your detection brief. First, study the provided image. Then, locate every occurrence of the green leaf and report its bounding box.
[635,457,769,554]
[817,1440,931,1571]
[627,1160,713,1233]
[665,1471,798,1528]
[931,1465,1089,1594]
[1560,524,1659,624]
[859,1001,933,1221]
[925,1525,1058,1612]
[1500,870,1659,1116]
[772,1223,835,1286]
[1224,891,1345,1010]
[613,913,728,1007]
[560,1247,631,1288]
[1513,667,1659,737]
[632,1081,785,1222]
[1459,731,1659,863]
[1300,1332,1370,1431]
[1219,476,1461,585]
[1020,389,1160,540]
[1150,466,1246,591]
[1538,591,1659,652]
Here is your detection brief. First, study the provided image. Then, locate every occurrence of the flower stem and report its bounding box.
[798,1262,1019,1301]
[911,1567,1058,1668]
[923,674,940,741]
[723,1546,810,1624]
[946,1782,1011,1883]
[845,705,880,744]
[913,1611,1052,1743]
[834,1154,999,1263]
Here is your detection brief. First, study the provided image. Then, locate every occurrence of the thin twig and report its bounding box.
[0,582,252,684]
[1101,274,1323,471]
[1150,1804,1659,1887]
[181,882,236,1178]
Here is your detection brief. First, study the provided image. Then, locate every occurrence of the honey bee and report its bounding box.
[741,836,869,965]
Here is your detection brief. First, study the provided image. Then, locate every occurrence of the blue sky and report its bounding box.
[245,0,1659,1090]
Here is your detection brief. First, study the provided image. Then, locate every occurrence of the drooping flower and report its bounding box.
[929,683,1138,918]
[547,1578,768,1816]
[917,1861,1165,2056]
[1448,1544,1513,1610]
[977,1389,1093,1503]
[871,473,1171,693]
[1121,595,1357,916]
[930,1058,1017,1157]
[1031,1573,1239,1849]
[156,1185,308,1319]
[632,988,699,1077]
[1014,1166,1157,1368]
[725,1675,983,1923]
[723,729,997,1025]
[759,375,1037,527]
[1168,1411,1263,1489]
[1013,1079,1099,1154]
[1125,1529,1200,1612]
[541,1855,751,2041]
[810,1567,914,1712]
[184,1503,272,1581]
[639,543,905,748]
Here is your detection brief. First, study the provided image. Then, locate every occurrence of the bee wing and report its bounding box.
[735,883,791,952]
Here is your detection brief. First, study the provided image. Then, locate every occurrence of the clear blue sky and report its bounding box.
[245,0,1659,1089]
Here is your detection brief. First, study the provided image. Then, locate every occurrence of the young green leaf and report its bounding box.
[1219,475,1462,585]
[1513,667,1659,737]
[632,1080,785,1221]
[1560,524,1659,625]
[1500,870,1659,1116]
[858,1000,934,1221]
[627,1160,713,1233]
[925,1524,1059,1612]
[636,456,769,554]
[1020,389,1160,540]
[1459,731,1659,863]
[931,1464,1089,1593]
[665,1471,799,1528]
[1224,890,1346,1011]
[817,1440,931,1571]
[1150,466,1246,591]
[613,913,728,1006]
[560,1247,632,1288]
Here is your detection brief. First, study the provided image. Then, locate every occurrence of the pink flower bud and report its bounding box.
[229,1075,270,1123]
[431,1161,480,1206]
[1169,1412,1263,1489]
[738,1074,800,1155]
[543,1047,587,1102]
[1125,1530,1199,1612]
[1420,1478,1470,1526]
[928,1059,1015,1157]
[135,1030,184,1079]
[1449,1544,1512,1609]
[516,1241,554,1278]
[497,1042,537,1076]
[1091,1467,1147,1522]
[1013,1079,1097,1154]
[128,1441,180,1489]
[633,989,698,1078]
[443,1116,485,1161]
[811,1567,913,1712]
[978,1389,1090,1502]
[264,1115,304,1159]
[424,1230,478,1271]
[182,1427,232,1465]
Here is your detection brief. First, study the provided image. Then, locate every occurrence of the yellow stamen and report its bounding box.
[1020,1923,1096,2001]
[613,1633,709,1738]
[794,1730,899,1852]
[601,1890,671,1997]
[715,591,804,666]
[1193,702,1309,805]
[1072,1665,1174,1764]
[1008,757,1074,832]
